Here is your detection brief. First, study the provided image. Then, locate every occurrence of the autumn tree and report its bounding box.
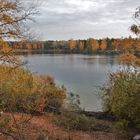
[102,8,140,131]
[111,39,123,51]
[121,38,133,51]
[131,8,140,62]
[87,38,99,52]
[79,41,84,51]
[0,0,39,139]
[131,7,140,37]
[100,39,107,50]
[69,39,76,50]
[134,38,140,52]
[120,7,140,66]
[0,0,38,66]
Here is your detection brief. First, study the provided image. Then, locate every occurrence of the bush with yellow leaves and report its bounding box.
[0,65,66,114]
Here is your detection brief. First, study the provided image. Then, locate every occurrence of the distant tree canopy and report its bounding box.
[69,39,77,51]
[79,41,84,51]
[87,38,99,52]
[100,39,107,50]
[10,37,140,56]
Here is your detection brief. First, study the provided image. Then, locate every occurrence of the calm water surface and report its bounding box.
[22,54,120,111]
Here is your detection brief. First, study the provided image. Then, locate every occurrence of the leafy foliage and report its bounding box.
[131,7,140,37]
[102,69,140,129]
[55,111,95,131]
[55,111,112,132]
[0,65,66,114]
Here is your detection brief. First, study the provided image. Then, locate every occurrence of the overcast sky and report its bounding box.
[31,0,140,40]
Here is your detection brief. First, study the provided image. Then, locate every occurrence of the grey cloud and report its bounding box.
[30,0,140,40]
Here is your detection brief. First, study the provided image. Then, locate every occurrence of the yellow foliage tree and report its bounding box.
[87,38,99,52]
[69,39,76,50]
[0,0,38,65]
[79,41,84,51]
[0,0,39,139]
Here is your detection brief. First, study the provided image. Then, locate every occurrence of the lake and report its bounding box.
[21,54,120,111]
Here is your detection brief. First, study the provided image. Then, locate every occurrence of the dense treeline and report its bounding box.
[9,37,140,55]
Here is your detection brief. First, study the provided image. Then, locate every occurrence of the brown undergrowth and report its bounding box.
[0,113,131,140]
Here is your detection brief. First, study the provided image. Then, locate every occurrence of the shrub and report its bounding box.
[102,69,140,129]
[42,84,66,113]
[0,65,66,114]
[55,111,112,132]
[64,92,81,111]
[55,111,95,131]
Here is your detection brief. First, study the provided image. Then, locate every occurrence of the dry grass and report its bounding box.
[0,113,127,140]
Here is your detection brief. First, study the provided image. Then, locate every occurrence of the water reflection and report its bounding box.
[22,54,120,111]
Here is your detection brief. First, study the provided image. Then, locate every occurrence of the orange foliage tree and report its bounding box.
[100,39,107,50]
[121,38,133,51]
[134,39,140,51]
[0,0,39,139]
[120,8,140,66]
[0,0,38,66]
